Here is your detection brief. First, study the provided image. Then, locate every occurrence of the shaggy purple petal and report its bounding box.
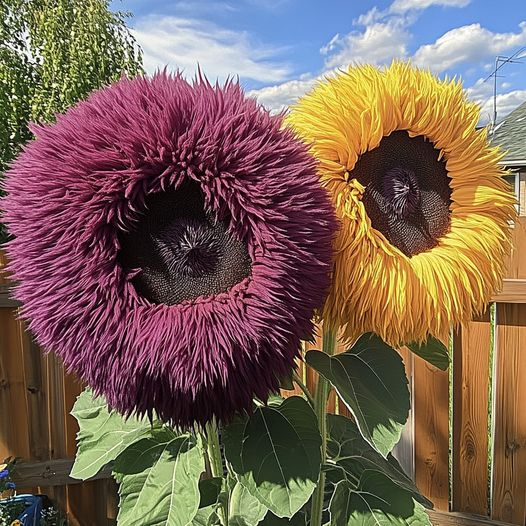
[3,72,336,426]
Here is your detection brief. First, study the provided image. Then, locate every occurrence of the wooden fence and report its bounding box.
[0,251,118,525]
[1,212,525,525]
[296,216,526,526]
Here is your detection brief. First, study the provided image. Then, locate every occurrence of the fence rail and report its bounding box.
[1,218,525,526]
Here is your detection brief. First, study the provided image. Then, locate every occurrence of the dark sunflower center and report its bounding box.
[352,131,452,257]
[156,219,221,278]
[118,181,252,305]
[383,167,421,219]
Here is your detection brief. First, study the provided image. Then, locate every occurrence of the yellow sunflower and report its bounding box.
[286,62,516,346]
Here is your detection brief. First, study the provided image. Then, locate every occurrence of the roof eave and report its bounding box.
[498,159,526,167]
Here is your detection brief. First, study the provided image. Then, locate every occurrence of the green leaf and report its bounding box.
[114,429,205,526]
[198,478,223,508]
[229,482,268,526]
[306,333,410,456]
[407,336,449,371]
[327,414,432,509]
[329,472,431,526]
[192,506,220,526]
[223,396,321,518]
[70,388,155,480]
[258,511,307,526]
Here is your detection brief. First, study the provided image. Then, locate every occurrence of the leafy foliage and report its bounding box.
[407,336,449,370]
[72,331,432,525]
[114,429,205,526]
[326,414,432,509]
[71,388,156,480]
[0,0,142,240]
[223,396,322,518]
[229,482,268,526]
[306,333,410,456]
[329,473,431,526]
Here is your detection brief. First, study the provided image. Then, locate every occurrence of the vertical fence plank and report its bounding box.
[0,307,31,461]
[414,353,450,511]
[68,480,115,526]
[44,353,69,514]
[452,312,491,516]
[21,326,50,462]
[505,217,526,279]
[491,303,526,525]
[0,310,13,460]
[106,477,119,525]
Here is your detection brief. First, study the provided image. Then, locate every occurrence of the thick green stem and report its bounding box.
[293,371,314,405]
[310,327,337,526]
[205,420,223,478]
[205,420,228,525]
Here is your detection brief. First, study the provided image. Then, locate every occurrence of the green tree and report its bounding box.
[0,0,143,240]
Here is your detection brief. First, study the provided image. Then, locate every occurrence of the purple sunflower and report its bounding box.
[3,72,336,426]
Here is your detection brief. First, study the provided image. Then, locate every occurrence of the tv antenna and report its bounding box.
[484,47,525,133]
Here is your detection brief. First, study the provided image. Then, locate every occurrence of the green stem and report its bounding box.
[293,371,314,405]
[201,431,213,478]
[310,327,337,526]
[205,420,228,526]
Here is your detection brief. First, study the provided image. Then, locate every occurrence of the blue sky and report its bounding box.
[111,0,526,123]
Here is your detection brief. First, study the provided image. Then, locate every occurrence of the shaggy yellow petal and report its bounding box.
[286,61,516,346]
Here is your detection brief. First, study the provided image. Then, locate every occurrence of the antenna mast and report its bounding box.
[484,47,525,133]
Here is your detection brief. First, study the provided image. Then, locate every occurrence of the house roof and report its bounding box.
[490,101,526,165]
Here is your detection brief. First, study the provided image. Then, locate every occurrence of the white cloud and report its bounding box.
[390,0,470,13]
[465,77,493,103]
[354,6,385,26]
[247,76,318,113]
[463,78,526,125]
[413,22,526,73]
[323,21,410,68]
[477,90,526,125]
[133,15,292,83]
[320,0,471,71]
[320,33,341,56]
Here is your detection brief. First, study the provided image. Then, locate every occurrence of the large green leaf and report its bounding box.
[329,472,431,526]
[407,336,449,371]
[193,478,222,526]
[229,482,268,526]
[327,415,432,509]
[113,429,205,526]
[192,506,220,526]
[223,396,321,518]
[71,388,156,480]
[306,333,410,456]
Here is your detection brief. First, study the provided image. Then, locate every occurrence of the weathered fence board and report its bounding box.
[452,312,492,516]
[0,254,118,525]
[428,510,517,526]
[491,303,526,525]
[414,355,451,511]
[0,307,31,461]
[504,218,526,279]
[2,215,526,525]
